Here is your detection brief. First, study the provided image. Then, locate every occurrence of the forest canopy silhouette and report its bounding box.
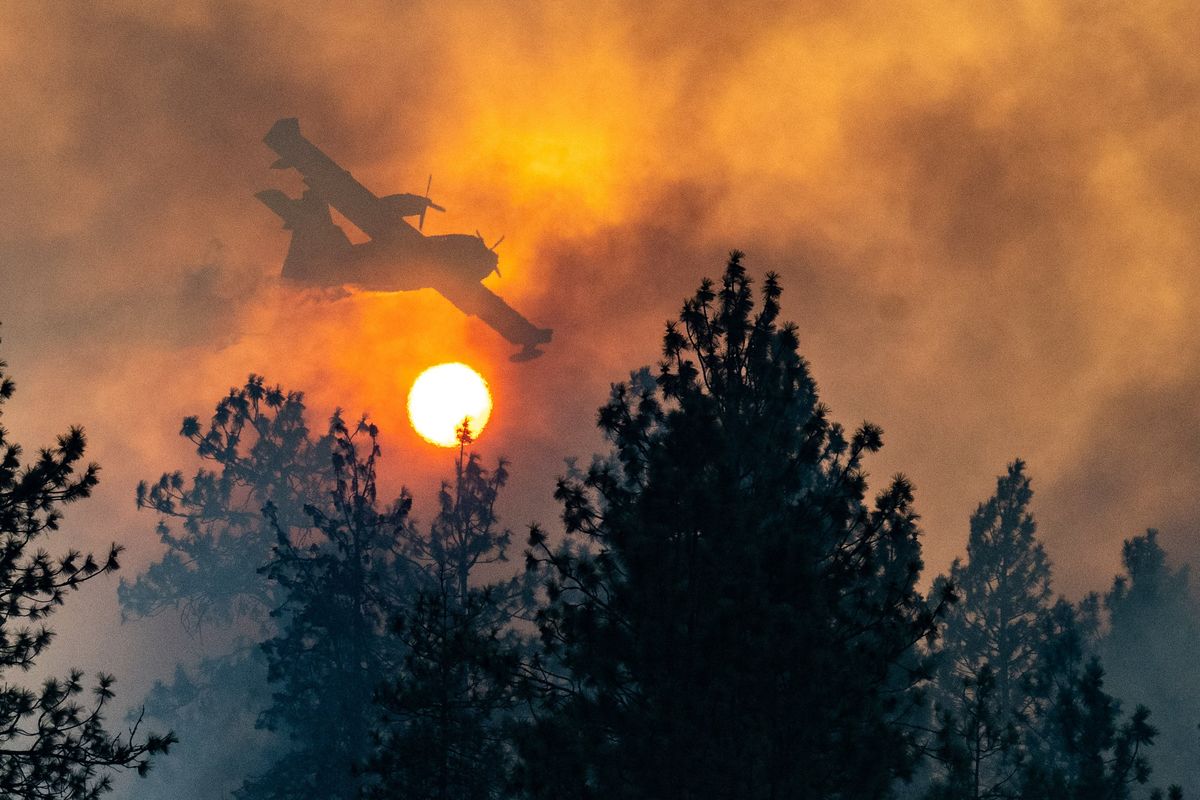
[1,254,1195,799]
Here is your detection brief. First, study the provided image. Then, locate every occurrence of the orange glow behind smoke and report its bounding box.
[5,0,1200,602]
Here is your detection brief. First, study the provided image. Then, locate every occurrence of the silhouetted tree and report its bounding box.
[123,375,333,628]
[1100,531,1200,797]
[130,383,532,800]
[1018,599,1173,800]
[923,464,1180,799]
[0,344,173,798]
[515,253,948,799]
[238,414,410,800]
[121,376,334,798]
[926,460,1052,798]
[365,422,532,800]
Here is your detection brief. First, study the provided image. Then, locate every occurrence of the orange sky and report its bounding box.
[2,0,1200,740]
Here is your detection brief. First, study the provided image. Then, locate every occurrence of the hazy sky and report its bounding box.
[1,0,1199,726]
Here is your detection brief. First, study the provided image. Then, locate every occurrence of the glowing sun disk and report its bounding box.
[407,363,493,447]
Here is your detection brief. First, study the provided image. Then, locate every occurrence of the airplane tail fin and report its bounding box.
[255,190,352,281]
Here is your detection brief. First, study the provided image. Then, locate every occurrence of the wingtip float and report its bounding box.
[257,117,553,363]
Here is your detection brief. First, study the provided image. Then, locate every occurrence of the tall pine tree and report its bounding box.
[1018,600,1165,800]
[516,253,947,799]
[240,414,411,800]
[121,376,334,798]
[927,460,1052,798]
[365,422,532,800]
[1099,531,1200,798]
[927,464,1179,799]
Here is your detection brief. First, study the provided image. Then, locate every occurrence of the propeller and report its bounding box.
[475,230,505,251]
[418,175,445,231]
[476,231,506,277]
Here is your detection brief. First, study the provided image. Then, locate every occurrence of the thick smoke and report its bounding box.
[1,2,1199,794]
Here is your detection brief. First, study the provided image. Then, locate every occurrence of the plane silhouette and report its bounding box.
[256,118,552,361]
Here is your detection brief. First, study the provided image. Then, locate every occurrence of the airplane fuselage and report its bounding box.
[286,231,499,293]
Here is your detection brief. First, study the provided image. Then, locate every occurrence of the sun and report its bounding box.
[407,363,493,447]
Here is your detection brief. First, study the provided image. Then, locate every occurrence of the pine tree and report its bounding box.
[924,463,1180,799]
[240,414,411,800]
[516,253,947,799]
[365,421,532,800]
[1018,600,1169,800]
[0,343,173,798]
[1100,531,1200,798]
[927,460,1053,798]
[120,376,334,797]
[123,375,333,628]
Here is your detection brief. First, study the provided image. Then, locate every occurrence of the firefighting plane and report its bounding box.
[256,118,552,361]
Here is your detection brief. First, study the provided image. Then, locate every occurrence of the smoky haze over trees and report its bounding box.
[118,378,337,796]
[10,254,1197,799]
[1099,531,1200,797]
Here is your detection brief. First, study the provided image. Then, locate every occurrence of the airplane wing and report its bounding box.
[262,118,419,243]
[436,278,553,361]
